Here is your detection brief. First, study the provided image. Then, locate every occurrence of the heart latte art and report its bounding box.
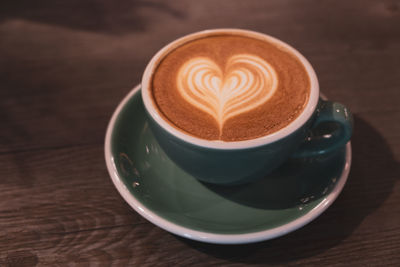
[177,54,278,132]
[150,34,310,141]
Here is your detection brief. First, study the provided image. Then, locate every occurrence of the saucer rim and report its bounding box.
[105,85,352,244]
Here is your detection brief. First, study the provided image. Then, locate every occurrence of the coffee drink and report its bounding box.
[150,32,310,141]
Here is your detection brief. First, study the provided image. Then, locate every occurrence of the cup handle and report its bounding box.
[291,98,353,158]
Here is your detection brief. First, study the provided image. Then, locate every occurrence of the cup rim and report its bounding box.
[141,28,319,150]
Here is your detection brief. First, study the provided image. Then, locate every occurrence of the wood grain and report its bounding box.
[1,0,399,266]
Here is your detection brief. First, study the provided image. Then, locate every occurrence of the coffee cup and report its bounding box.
[141,29,353,185]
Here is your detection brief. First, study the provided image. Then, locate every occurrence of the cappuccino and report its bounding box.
[150,33,310,141]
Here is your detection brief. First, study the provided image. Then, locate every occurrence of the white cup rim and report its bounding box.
[141,28,319,150]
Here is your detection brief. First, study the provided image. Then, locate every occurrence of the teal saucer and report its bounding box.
[105,85,352,244]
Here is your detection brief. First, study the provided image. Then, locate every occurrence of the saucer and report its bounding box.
[105,85,352,244]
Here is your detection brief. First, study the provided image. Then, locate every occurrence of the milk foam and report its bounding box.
[177,54,278,132]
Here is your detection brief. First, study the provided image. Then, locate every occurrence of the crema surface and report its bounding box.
[151,34,310,141]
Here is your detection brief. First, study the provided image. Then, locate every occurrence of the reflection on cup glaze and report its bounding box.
[177,54,278,134]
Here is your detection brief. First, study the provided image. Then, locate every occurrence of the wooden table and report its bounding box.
[1,1,399,266]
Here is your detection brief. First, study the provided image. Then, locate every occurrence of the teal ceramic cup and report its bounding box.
[141,29,353,185]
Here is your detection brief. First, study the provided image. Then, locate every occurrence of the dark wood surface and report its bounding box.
[1,0,399,266]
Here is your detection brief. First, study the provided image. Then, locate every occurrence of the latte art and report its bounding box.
[177,55,278,133]
[151,34,310,141]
